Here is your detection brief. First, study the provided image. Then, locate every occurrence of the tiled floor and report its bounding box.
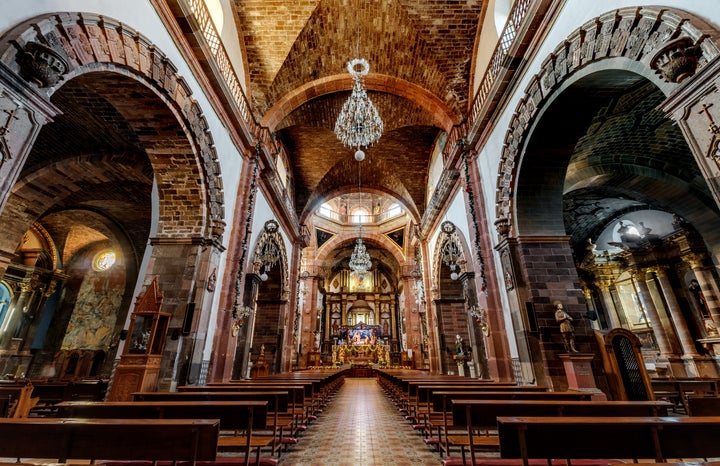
[278,377,443,466]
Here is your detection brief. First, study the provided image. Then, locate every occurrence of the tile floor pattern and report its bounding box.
[278,377,443,466]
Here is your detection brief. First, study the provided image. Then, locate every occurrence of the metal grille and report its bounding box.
[612,335,649,400]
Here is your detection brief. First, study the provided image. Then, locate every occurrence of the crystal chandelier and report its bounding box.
[334,58,383,162]
[349,237,371,278]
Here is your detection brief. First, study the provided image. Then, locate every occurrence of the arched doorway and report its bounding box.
[495,8,720,387]
[0,13,226,385]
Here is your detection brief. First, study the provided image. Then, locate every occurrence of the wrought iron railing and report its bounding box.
[465,0,532,132]
[183,0,254,127]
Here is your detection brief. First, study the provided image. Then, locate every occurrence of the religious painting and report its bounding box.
[316,228,333,248]
[347,323,380,344]
[349,271,373,292]
[386,228,404,248]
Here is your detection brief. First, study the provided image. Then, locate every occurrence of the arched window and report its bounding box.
[351,207,370,223]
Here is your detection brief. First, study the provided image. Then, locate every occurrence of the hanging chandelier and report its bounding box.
[349,237,372,277]
[334,58,383,162]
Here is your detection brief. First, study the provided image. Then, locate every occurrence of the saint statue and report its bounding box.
[554,301,578,352]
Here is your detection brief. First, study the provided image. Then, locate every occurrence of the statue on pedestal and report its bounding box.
[554,301,578,353]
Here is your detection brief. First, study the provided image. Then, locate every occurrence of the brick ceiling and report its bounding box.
[233,0,485,220]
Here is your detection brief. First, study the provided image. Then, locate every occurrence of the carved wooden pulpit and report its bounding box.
[107,277,170,401]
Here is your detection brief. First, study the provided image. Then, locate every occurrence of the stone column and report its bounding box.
[597,279,622,329]
[683,253,720,329]
[401,271,423,369]
[0,277,38,350]
[631,269,673,357]
[651,266,699,357]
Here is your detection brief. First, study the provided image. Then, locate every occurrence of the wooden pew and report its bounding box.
[0,417,218,464]
[172,385,308,438]
[651,378,719,414]
[420,389,593,455]
[687,395,720,416]
[495,416,720,466]
[444,399,673,465]
[0,384,37,417]
[54,400,273,465]
[411,384,546,427]
[203,381,316,420]
[133,390,294,455]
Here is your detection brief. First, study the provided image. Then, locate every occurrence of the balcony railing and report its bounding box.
[466,0,532,133]
[183,0,254,128]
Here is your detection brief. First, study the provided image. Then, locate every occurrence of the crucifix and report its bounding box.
[0,105,20,166]
[698,103,720,135]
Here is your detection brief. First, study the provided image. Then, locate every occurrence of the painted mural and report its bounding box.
[61,266,125,350]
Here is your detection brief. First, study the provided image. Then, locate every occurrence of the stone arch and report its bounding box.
[495,7,720,233]
[430,221,475,374]
[0,12,225,241]
[314,232,407,270]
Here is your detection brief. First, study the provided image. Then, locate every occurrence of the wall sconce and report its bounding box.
[441,221,461,280]
[257,220,281,281]
[238,306,253,320]
[469,305,489,337]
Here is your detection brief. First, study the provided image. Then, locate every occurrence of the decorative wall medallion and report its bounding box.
[17,41,69,88]
[650,37,701,84]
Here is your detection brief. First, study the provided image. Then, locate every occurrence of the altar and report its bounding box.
[333,343,390,366]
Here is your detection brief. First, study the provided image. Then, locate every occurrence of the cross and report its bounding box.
[698,103,720,134]
[0,106,20,136]
[0,106,20,164]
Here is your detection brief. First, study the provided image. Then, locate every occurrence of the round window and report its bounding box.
[93,250,116,272]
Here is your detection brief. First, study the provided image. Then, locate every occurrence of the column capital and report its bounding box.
[682,252,706,269]
[646,264,670,277]
[596,278,614,291]
[629,267,651,280]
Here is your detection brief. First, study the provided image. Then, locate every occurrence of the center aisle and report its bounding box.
[279,377,442,466]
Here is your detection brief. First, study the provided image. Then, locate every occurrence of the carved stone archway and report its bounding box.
[0,13,228,387]
[495,7,720,231]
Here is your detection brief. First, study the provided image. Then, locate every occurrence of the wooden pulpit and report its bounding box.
[107,277,170,401]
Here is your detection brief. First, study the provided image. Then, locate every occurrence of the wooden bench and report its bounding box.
[0,379,108,416]
[0,384,37,417]
[421,390,593,456]
[651,378,719,414]
[443,400,673,465]
[0,417,218,464]
[54,400,275,465]
[198,382,316,426]
[162,387,304,440]
[687,395,720,415]
[132,391,295,455]
[494,416,720,466]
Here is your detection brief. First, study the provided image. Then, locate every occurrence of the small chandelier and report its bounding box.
[349,238,372,278]
[334,58,383,162]
[440,221,461,280]
[257,220,281,281]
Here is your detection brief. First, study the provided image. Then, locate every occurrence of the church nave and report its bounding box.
[279,378,441,466]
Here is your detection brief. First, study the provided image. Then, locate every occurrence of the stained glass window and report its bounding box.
[93,250,116,272]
